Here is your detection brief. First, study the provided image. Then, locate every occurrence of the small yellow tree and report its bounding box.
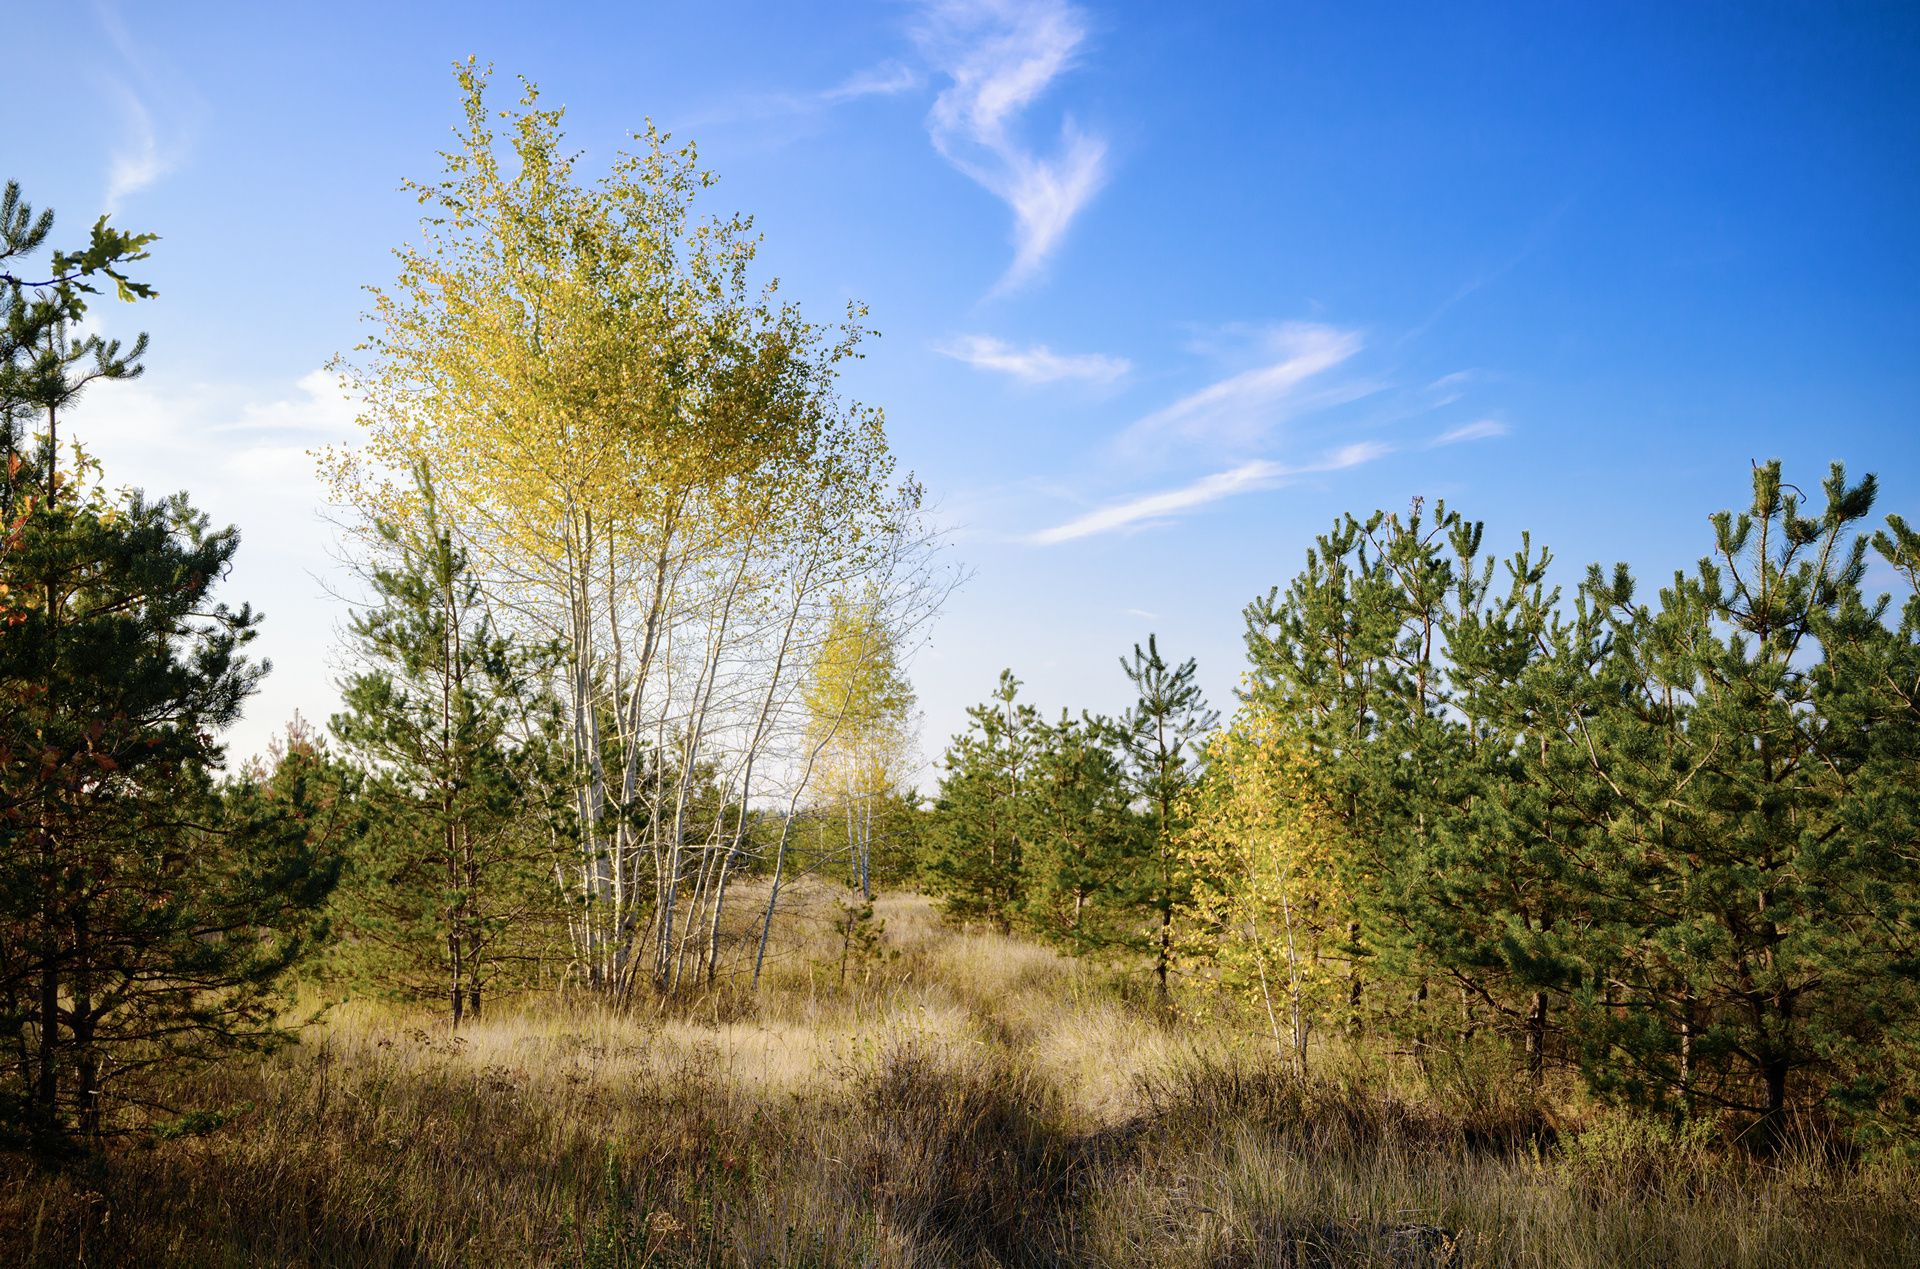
[803,594,915,898]
[1177,703,1350,1075]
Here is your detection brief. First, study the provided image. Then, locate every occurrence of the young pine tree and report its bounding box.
[1244,503,1557,1053]
[927,671,1040,931]
[1,183,335,1152]
[329,472,559,1026]
[1021,711,1141,952]
[1524,463,1920,1137]
[1116,636,1219,998]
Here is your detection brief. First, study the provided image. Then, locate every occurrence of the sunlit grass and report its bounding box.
[3,881,1914,1267]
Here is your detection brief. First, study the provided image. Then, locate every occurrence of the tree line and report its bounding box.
[922,476,1920,1144]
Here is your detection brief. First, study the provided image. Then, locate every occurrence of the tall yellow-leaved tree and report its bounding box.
[321,64,934,999]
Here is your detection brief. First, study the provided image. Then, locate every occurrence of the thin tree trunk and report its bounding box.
[704,562,812,984]
[34,390,64,1149]
[1524,991,1548,1081]
[73,899,98,1139]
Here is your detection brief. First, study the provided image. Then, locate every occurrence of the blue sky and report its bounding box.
[13,1,1920,769]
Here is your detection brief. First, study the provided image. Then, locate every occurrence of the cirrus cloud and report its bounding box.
[1432,418,1510,446]
[915,0,1108,292]
[1115,322,1370,457]
[1031,441,1393,545]
[935,334,1129,384]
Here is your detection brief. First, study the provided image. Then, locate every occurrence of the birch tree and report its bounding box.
[802,594,915,899]
[1178,704,1348,1076]
[322,65,934,1000]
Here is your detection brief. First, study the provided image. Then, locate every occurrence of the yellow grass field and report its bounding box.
[5,885,1916,1267]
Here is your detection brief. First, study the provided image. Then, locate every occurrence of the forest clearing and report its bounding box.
[8,6,1920,1266]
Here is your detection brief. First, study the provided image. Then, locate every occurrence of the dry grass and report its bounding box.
[3,883,1916,1267]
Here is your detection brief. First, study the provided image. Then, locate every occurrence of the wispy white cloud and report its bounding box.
[1117,322,1368,456]
[1399,200,1573,347]
[1431,418,1509,446]
[1031,441,1391,545]
[821,60,922,103]
[676,61,924,135]
[1123,607,1159,620]
[936,334,1128,384]
[103,84,165,212]
[96,3,197,212]
[915,0,1107,292]
[73,369,360,486]
[1425,369,1480,406]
